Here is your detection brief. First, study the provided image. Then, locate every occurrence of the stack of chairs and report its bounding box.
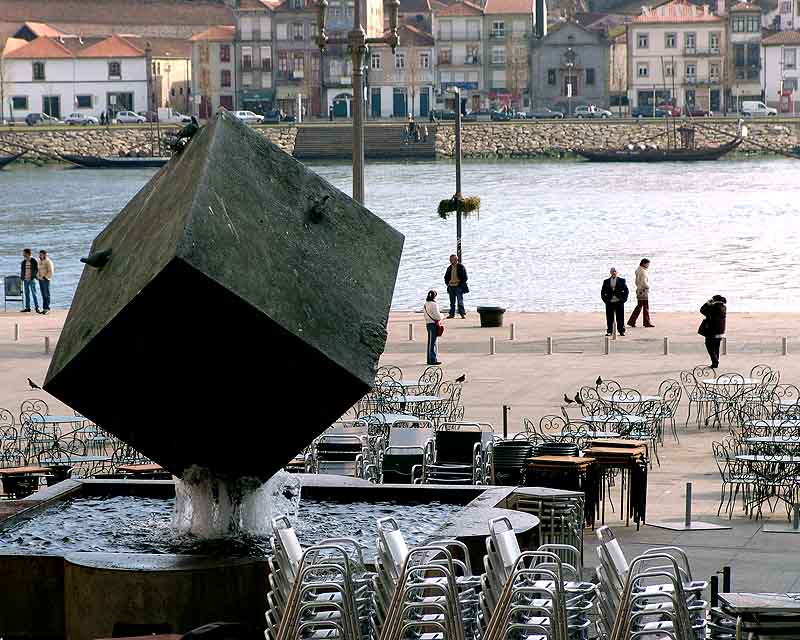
[514,489,586,563]
[594,526,707,640]
[479,516,595,640]
[308,421,370,479]
[414,423,493,485]
[486,436,533,486]
[374,517,480,640]
[265,516,375,640]
[366,420,433,484]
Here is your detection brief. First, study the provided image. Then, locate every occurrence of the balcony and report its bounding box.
[683,75,721,85]
[437,33,482,41]
[735,68,760,81]
[438,56,481,66]
[489,30,506,39]
[684,46,721,56]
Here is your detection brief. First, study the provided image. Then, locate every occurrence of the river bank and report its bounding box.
[1,119,798,162]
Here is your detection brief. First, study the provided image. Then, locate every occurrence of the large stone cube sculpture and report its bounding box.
[44,111,404,481]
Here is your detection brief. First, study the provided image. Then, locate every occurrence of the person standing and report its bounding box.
[423,290,442,365]
[443,254,468,319]
[20,248,39,313]
[601,267,628,336]
[627,258,654,328]
[699,295,727,369]
[37,250,54,315]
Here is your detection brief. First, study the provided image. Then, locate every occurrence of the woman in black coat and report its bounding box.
[699,295,727,369]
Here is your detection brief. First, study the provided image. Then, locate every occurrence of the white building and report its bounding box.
[627,1,726,113]
[2,33,148,121]
[190,25,237,117]
[762,30,800,113]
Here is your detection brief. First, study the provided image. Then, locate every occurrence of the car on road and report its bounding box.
[429,109,456,121]
[574,105,612,118]
[64,112,100,125]
[684,106,712,117]
[463,110,492,122]
[741,100,777,117]
[232,110,265,124]
[631,106,669,118]
[657,103,682,116]
[114,110,146,124]
[25,112,62,126]
[491,110,512,121]
[526,108,564,120]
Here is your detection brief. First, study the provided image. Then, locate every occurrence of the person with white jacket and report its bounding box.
[423,290,442,365]
[627,258,654,328]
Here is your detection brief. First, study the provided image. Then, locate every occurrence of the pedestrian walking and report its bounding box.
[601,267,628,336]
[424,290,442,365]
[37,249,54,315]
[627,258,654,328]
[423,125,429,142]
[698,295,727,369]
[20,248,39,313]
[329,106,334,121]
[443,254,468,319]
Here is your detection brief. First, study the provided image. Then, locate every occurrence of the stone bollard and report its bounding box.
[14,323,19,341]
[44,336,50,354]
[490,336,496,355]
[546,336,553,355]
[604,336,611,355]
[408,323,414,341]
[783,337,789,356]
[510,322,516,341]
[663,337,670,355]
[722,337,728,356]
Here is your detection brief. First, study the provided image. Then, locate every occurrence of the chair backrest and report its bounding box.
[417,366,443,395]
[610,388,642,415]
[596,379,621,396]
[377,517,409,571]
[434,429,483,464]
[20,399,49,417]
[4,275,22,302]
[692,365,717,383]
[489,516,521,569]
[596,525,629,575]
[388,423,432,449]
[376,365,403,382]
[750,363,773,380]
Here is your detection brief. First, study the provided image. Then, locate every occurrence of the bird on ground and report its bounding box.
[574,393,584,406]
[563,394,574,405]
[596,376,603,386]
[455,374,466,383]
[27,378,41,390]
[80,248,112,269]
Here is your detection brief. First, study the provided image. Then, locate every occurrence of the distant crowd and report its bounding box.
[19,248,54,314]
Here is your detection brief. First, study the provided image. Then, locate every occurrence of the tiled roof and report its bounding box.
[3,35,73,58]
[730,1,760,10]
[143,37,193,58]
[434,0,483,16]
[239,0,280,9]
[189,25,236,41]
[0,0,234,27]
[2,36,30,56]
[78,33,144,57]
[3,33,147,58]
[632,1,722,22]
[762,29,800,44]
[398,23,436,44]
[21,21,67,37]
[484,0,534,14]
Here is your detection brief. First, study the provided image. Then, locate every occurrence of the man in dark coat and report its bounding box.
[443,254,468,319]
[699,295,727,369]
[601,267,629,336]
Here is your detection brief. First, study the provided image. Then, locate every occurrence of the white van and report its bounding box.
[741,101,777,116]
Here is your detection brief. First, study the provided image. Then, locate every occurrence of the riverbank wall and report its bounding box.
[2,119,798,162]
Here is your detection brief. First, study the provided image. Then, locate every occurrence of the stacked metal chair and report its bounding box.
[307,420,371,479]
[594,526,707,640]
[514,489,586,562]
[414,422,493,485]
[478,516,595,640]
[365,420,434,484]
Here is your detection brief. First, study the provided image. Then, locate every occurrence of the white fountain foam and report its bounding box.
[172,466,302,537]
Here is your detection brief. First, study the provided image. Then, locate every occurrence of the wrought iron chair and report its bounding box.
[657,379,683,443]
[711,438,755,518]
[685,365,717,428]
[417,365,444,396]
[20,399,49,417]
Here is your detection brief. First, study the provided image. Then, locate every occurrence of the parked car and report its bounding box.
[491,110,512,121]
[631,106,669,118]
[232,110,265,124]
[429,109,456,121]
[64,112,99,125]
[138,110,159,122]
[262,110,284,123]
[741,100,777,116]
[574,105,612,119]
[684,106,711,117]
[527,108,564,120]
[114,110,146,124]
[657,103,682,116]
[463,110,492,122]
[25,112,62,126]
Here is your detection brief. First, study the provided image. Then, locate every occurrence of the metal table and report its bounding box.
[718,592,800,637]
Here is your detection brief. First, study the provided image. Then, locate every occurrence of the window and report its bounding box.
[491,69,506,88]
[467,20,481,39]
[290,0,304,7]
[664,61,674,77]
[467,70,479,83]
[685,62,697,78]
[371,52,381,69]
[240,16,253,40]
[76,95,92,108]
[491,21,505,37]
[781,0,792,10]
[12,96,28,110]
[108,61,121,78]
[784,47,797,69]
[278,53,289,74]
[261,72,270,86]
[547,68,556,84]
[665,32,676,48]
[277,23,288,40]
[709,62,720,80]
[439,20,452,40]
[685,32,696,50]
[292,23,304,40]
[199,44,210,64]
[439,48,451,64]
[710,32,720,51]
[242,72,252,86]
[242,46,253,71]
[513,19,526,34]
[260,46,272,71]
[466,45,479,64]
[259,16,271,38]
[732,16,746,32]
[220,44,231,62]
[491,46,506,64]
[395,52,405,69]
[441,71,452,82]
[746,15,759,31]
[419,52,430,68]
[735,43,745,66]
[311,55,320,77]
[637,63,649,77]
[637,32,649,48]
[221,69,232,86]
[747,43,760,65]
[585,68,595,85]
[293,53,304,75]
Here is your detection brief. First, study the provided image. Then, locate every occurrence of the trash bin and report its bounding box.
[477,306,506,328]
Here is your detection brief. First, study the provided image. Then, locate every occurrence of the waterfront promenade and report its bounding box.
[3,309,800,589]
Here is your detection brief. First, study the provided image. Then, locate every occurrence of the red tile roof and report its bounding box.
[484,0,534,14]
[78,34,144,57]
[189,25,236,41]
[762,30,800,44]
[434,0,483,16]
[730,1,761,10]
[632,1,722,23]
[396,22,435,44]
[21,21,67,37]
[3,33,147,58]
[3,35,73,58]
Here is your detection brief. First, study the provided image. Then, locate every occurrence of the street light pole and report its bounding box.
[317,0,400,204]
[453,87,463,263]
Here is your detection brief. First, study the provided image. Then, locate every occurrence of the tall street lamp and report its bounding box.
[316,0,400,204]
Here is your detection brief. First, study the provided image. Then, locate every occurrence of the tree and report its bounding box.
[405,43,420,117]
[507,41,529,111]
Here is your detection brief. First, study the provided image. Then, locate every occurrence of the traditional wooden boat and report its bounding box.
[576,136,742,162]
[0,151,26,169]
[59,153,169,168]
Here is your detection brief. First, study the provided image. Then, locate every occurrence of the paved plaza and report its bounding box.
[2,309,800,590]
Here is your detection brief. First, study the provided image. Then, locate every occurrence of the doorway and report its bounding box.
[371,88,381,118]
[392,88,407,117]
[419,88,430,118]
[42,96,60,119]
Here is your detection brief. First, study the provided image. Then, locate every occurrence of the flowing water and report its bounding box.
[1,157,799,311]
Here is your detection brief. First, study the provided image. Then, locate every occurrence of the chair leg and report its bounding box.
[717,482,726,517]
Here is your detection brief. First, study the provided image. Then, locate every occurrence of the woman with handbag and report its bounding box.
[698,295,727,369]
[424,290,443,366]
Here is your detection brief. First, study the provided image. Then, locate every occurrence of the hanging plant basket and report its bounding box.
[437,195,481,219]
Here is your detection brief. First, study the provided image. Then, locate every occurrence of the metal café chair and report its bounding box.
[365,419,433,484]
[711,438,755,519]
[657,379,683,444]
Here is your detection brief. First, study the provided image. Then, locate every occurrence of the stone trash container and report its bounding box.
[477,306,506,328]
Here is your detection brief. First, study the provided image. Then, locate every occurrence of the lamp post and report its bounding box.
[564,47,575,116]
[316,0,400,204]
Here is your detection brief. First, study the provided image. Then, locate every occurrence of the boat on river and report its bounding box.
[59,153,169,168]
[0,151,26,169]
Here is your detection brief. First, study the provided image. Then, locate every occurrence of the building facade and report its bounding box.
[483,0,536,110]
[434,0,485,112]
[190,25,236,117]
[726,2,763,111]
[368,24,435,117]
[2,33,148,122]
[235,0,277,114]
[273,0,321,116]
[530,20,610,111]
[627,1,726,113]
[762,30,800,112]
[149,38,193,114]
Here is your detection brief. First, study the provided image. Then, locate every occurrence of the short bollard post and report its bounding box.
[783,337,789,356]
[722,336,728,355]
[489,336,496,355]
[44,336,50,354]
[510,322,516,341]
[685,482,693,528]
[546,336,553,355]
[710,575,719,608]
[663,336,669,355]
[604,336,611,355]
[612,322,617,341]
[722,566,731,593]
[408,323,414,341]
[14,323,19,341]
[502,404,510,439]
[794,505,800,530]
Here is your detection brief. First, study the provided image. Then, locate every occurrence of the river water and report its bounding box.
[1,157,798,311]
